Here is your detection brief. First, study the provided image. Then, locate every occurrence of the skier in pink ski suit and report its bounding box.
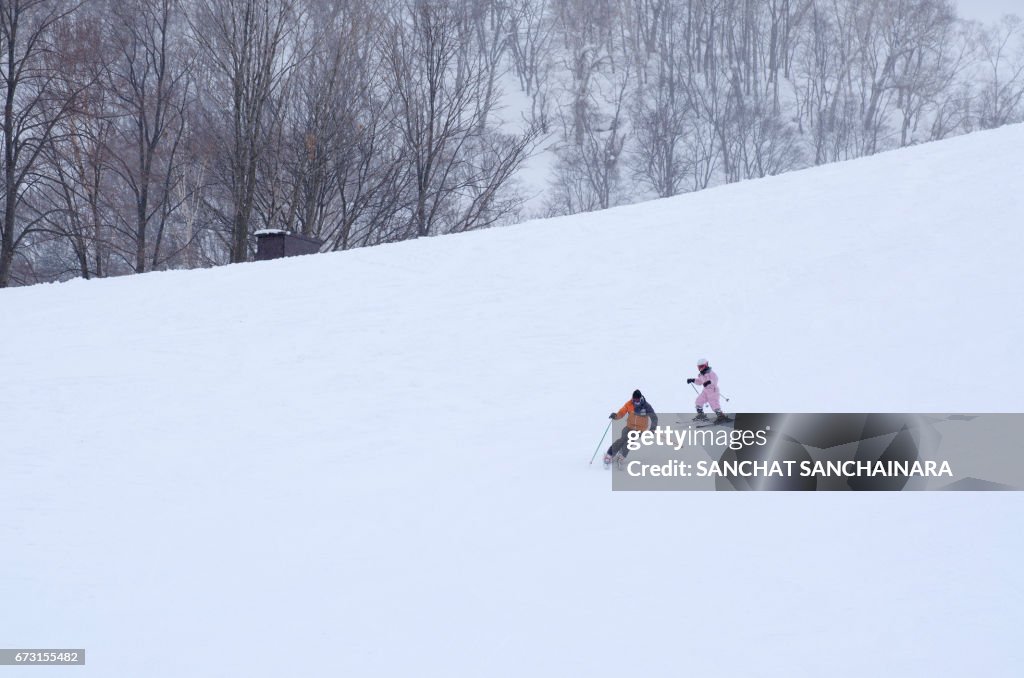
[688,359,727,422]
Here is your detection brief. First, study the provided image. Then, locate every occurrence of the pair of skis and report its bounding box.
[685,413,734,428]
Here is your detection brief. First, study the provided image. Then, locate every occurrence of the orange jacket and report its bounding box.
[614,399,658,432]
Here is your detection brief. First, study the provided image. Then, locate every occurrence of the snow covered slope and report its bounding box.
[2,126,1023,677]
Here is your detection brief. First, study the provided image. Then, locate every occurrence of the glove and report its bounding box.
[609,413,617,419]
[703,381,712,387]
[686,378,695,384]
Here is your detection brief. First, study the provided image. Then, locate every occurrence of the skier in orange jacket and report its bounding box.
[603,389,658,467]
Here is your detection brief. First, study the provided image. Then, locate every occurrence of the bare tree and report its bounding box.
[976,14,1024,129]
[892,6,972,146]
[190,0,303,263]
[630,5,688,198]
[549,60,631,214]
[39,10,116,280]
[735,103,803,178]
[106,0,193,273]
[0,0,87,286]
[507,0,554,131]
[384,0,537,238]
[792,0,860,164]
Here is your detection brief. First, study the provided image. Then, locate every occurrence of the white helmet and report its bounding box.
[697,358,708,367]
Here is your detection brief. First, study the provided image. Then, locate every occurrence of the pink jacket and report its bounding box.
[695,368,718,392]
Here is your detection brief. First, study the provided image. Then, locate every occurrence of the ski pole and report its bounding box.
[589,420,613,464]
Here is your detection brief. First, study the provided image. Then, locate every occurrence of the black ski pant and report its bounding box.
[606,427,639,459]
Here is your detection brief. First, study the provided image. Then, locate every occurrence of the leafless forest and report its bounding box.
[1,0,1021,286]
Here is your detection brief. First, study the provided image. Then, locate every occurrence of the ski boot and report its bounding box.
[603,453,614,469]
[693,409,709,422]
[714,410,732,424]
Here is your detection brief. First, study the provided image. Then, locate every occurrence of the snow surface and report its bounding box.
[2,125,1024,677]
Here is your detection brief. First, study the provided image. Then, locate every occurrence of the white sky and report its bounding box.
[957,0,1023,23]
